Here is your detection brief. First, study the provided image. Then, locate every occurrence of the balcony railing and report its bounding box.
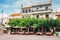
[31,10,52,14]
[22,9,52,14]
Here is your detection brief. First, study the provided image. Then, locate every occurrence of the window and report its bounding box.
[40,6,42,8]
[26,9,27,13]
[36,8,39,11]
[29,9,31,12]
[46,7,48,10]
[36,15,39,18]
[46,15,49,18]
[22,10,24,13]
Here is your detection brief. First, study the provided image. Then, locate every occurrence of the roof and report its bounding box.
[54,12,60,15]
[22,1,51,9]
[21,13,31,16]
[32,1,51,7]
[9,13,20,17]
[22,5,32,9]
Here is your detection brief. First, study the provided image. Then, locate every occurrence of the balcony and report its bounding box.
[22,9,52,14]
[31,9,52,14]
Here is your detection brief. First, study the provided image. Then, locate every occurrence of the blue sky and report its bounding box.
[0,0,60,15]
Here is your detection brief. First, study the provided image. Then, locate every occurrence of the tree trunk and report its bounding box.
[50,28,53,32]
[33,28,35,33]
[38,28,40,32]
[28,27,29,32]
[8,27,12,34]
[42,26,44,33]
[21,27,22,32]
[8,29,11,34]
[53,27,56,33]
[52,27,55,34]
[45,28,46,32]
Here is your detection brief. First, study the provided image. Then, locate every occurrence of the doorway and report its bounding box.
[46,14,49,18]
[36,15,39,18]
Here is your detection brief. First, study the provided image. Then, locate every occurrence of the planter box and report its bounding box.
[56,32,60,36]
[25,32,29,35]
[18,31,25,35]
[45,32,52,36]
[29,32,34,35]
[35,32,43,35]
[0,29,3,33]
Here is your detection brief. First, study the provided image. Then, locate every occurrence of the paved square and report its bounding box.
[0,34,59,40]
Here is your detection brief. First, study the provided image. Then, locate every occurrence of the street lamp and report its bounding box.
[1,10,3,25]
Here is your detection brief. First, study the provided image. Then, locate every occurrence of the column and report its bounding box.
[31,15,34,18]
[34,15,36,19]
[42,14,45,18]
[49,14,52,18]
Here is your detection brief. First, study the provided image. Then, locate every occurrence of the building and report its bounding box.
[21,1,53,19]
[8,13,21,21]
[53,12,60,19]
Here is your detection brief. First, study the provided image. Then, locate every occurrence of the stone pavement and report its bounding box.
[0,34,59,40]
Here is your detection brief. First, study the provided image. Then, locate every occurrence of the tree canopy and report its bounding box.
[8,18,60,29]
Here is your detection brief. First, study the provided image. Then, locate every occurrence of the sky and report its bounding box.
[0,0,60,18]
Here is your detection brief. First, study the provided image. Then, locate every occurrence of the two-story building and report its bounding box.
[21,1,53,19]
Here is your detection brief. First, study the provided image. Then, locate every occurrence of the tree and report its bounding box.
[8,18,60,33]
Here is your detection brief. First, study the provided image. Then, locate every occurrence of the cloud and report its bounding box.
[53,4,60,12]
[0,4,10,8]
[0,0,60,15]
[9,0,21,13]
[11,1,21,8]
[8,8,20,15]
[53,8,59,12]
[57,8,60,12]
[0,13,8,19]
[3,4,10,8]
[14,9,20,13]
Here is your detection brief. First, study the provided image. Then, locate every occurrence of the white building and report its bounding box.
[21,1,53,19]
